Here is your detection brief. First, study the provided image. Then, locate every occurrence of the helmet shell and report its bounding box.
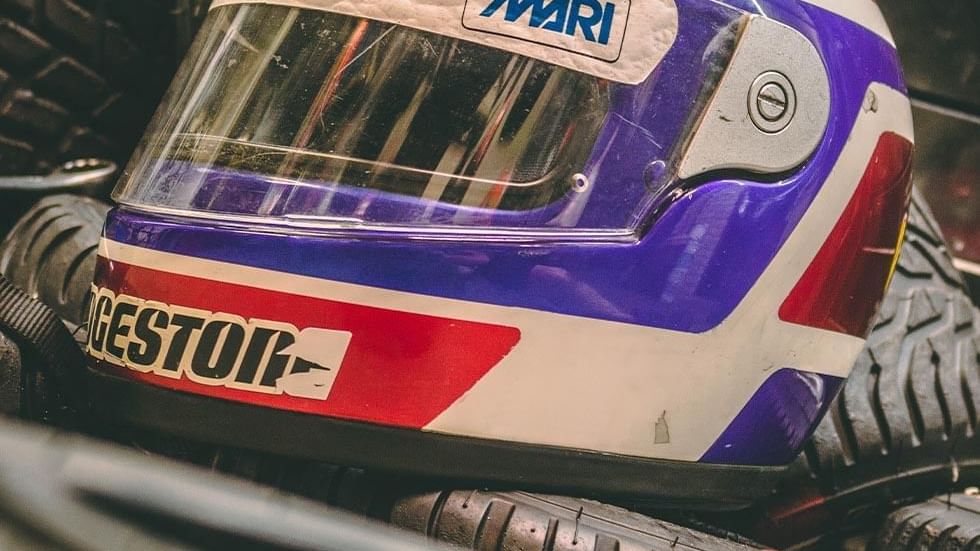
[86,0,913,505]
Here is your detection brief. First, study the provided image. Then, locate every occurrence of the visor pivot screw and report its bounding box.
[748,72,796,134]
[757,84,788,121]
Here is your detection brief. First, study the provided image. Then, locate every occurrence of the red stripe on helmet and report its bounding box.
[780,131,914,337]
[91,258,521,429]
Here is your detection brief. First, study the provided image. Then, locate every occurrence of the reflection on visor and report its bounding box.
[116,2,740,236]
[126,5,608,220]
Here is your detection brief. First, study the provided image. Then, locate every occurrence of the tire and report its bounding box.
[872,494,980,551]
[0,419,449,551]
[389,490,764,551]
[0,193,109,330]
[0,0,174,174]
[97,434,765,551]
[0,0,191,177]
[0,0,210,235]
[740,189,980,548]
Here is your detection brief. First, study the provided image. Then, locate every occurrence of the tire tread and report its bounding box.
[873,495,980,551]
[0,0,201,175]
[752,190,980,547]
[390,491,763,551]
[0,193,108,327]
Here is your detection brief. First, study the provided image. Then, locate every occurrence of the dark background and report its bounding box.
[879,0,980,295]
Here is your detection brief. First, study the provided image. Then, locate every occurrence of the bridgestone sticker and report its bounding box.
[209,0,678,84]
[86,286,352,401]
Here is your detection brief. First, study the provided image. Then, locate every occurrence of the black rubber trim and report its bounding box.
[85,366,787,511]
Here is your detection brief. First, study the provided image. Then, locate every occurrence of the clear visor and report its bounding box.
[115,3,734,238]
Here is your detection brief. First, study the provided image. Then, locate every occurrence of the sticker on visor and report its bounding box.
[209,0,678,85]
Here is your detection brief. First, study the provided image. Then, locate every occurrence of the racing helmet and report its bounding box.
[86,0,914,505]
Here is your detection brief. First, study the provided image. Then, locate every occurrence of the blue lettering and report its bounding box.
[530,0,568,32]
[480,0,509,17]
[480,0,618,45]
[481,0,534,21]
[597,1,615,45]
[565,0,602,43]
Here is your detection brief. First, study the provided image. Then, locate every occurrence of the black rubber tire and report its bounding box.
[0,193,109,329]
[389,490,764,551]
[872,494,980,550]
[102,436,768,551]
[0,0,211,177]
[740,189,980,548]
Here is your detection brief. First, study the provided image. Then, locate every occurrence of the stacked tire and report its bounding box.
[739,190,980,548]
